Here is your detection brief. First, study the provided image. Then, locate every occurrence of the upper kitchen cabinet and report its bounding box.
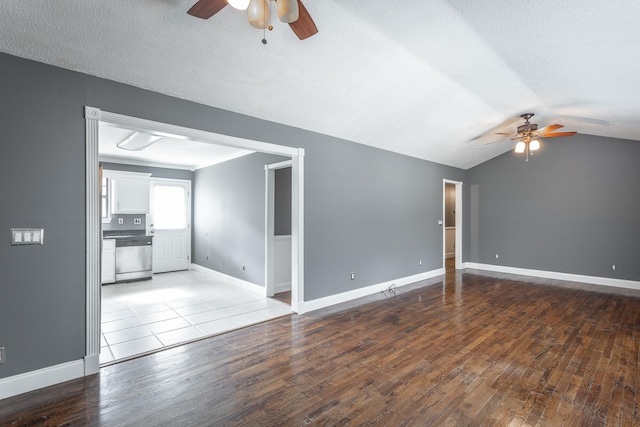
[105,171,151,214]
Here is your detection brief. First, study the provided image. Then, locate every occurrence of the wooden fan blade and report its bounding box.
[494,132,518,136]
[537,123,563,134]
[188,0,227,19]
[289,0,318,40]
[540,132,577,138]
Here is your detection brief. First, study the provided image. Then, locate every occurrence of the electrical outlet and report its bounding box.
[419,259,422,266]
[495,254,499,259]
[118,218,124,225]
[0,347,5,364]
[134,218,142,225]
[351,272,355,280]
[612,264,616,270]
[242,266,246,271]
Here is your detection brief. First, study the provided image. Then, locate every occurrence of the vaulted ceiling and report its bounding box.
[1,0,639,169]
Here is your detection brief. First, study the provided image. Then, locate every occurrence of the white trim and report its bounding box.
[99,110,299,157]
[265,166,276,297]
[265,161,294,298]
[291,149,305,313]
[84,354,100,376]
[83,107,305,380]
[266,160,293,170]
[298,268,444,314]
[463,262,640,291]
[442,179,463,270]
[85,107,101,376]
[190,263,267,296]
[0,360,85,400]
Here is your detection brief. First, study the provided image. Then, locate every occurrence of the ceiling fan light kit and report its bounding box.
[276,0,299,23]
[188,0,317,41]
[247,0,270,29]
[488,113,577,162]
[227,0,250,10]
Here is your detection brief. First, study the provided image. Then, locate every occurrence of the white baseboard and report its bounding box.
[0,359,85,400]
[463,262,640,291]
[299,268,445,314]
[190,263,265,295]
[84,354,100,375]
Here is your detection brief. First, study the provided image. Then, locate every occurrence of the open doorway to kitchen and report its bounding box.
[85,107,305,370]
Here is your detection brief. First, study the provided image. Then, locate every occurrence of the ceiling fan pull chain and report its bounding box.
[262,2,267,44]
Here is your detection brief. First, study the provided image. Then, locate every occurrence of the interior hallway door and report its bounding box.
[149,178,191,273]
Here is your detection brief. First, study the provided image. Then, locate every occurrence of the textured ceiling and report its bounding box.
[1,0,639,169]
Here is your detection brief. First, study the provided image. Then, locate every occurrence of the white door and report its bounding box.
[149,179,191,273]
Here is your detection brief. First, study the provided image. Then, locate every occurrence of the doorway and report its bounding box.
[84,107,305,374]
[265,161,293,302]
[443,179,463,272]
[149,178,191,274]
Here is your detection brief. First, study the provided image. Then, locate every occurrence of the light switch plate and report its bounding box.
[11,228,44,245]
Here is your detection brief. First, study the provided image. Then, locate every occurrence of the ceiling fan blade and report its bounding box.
[494,132,518,136]
[537,124,564,134]
[289,0,318,40]
[540,131,577,138]
[188,0,227,19]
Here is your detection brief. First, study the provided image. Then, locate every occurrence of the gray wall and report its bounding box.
[301,136,465,300]
[1,52,465,379]
[274,167,292,236]
[0,54,87,378]
[192,153,285,286]
[466,134,640,280]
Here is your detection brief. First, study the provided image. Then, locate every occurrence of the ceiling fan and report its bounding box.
[187,0,318,41]
[489,113,577,161]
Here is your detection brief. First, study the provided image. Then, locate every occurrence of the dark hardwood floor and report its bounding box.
[2,269,640,426]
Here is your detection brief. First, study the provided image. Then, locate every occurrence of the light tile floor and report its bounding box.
[100,270,291,364]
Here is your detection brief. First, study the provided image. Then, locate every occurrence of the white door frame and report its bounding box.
[443,179,463,270]
[84,107,305,374]
[148,177,192,273]
[265,160,293,298]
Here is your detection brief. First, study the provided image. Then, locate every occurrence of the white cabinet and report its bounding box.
[106,171,151,214]
[102,238,116,284]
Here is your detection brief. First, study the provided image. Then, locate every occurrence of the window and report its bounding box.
[152,185,186,229]
[101,176,111,222]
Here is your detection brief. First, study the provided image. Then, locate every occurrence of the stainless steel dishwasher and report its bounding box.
[115,235,153,282]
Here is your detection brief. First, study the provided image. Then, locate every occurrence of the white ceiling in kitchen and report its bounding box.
[99,123,253,170]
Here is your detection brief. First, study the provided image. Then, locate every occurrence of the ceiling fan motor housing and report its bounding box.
[517,122,538,134]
